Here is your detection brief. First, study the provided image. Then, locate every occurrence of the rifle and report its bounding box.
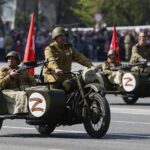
[113,61,148,71]
[18,59,50,72]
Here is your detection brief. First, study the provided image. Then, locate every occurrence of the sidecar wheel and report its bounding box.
[0,119,3,130]
[35,123,56,135]
[122,96,138,104]
[83,93,110,138]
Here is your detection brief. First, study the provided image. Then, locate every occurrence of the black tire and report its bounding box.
[0,119,3,130]
[122,96,138,104]
[83,93,110,138]
[35,123,56,135]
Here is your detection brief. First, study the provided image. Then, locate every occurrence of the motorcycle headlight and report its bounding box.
[82,69,97,83]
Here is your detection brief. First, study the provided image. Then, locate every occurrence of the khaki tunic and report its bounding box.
[130,43,150,63]
[130,43,150,72]
[44,41,93,83]
[0,67,37,114]
[101,61,122,85]
[102,61,121,75]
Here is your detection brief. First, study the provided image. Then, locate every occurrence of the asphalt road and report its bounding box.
[0,95,150,150]
[0,62,150,150]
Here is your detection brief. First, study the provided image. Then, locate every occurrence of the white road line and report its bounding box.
[111,107,150,115]
[3,119,150,134]
[2,126,150,139]
[112,120,150,125]
[3,126,34,130]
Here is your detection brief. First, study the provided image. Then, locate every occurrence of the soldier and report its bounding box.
[96,50,123,86]
[130,32,150,72]
[0,51,36,114]
[44,27,94,89]
[124,31,134,61]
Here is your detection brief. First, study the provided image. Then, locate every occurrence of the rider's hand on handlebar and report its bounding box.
[55,68,63,76]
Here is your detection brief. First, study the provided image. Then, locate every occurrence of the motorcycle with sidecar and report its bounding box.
[0,63,110,138]
[96,61,150,104]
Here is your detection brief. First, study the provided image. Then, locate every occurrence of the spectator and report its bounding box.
[0,32,5,61]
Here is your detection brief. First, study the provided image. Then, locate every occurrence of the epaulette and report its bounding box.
[135,43,140,48]
[49,45,55,48]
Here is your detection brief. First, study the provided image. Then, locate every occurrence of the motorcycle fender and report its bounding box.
[84,83,105,95]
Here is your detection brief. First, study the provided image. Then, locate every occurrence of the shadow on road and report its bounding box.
[105,133,150,140]
[0,132,150,140]
[0,133,92,139]
[110,103,150,106]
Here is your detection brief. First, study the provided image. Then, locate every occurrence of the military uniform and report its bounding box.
[130,43,150,72]
[44,41,93,83]
[101,61,122,85]
[0,66,36,114]
[124,33,133,61]
[130,43,150,63]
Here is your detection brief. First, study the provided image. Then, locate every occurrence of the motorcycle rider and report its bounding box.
[44,27,94,90]
[130,32,150,73]
[0,51,36,114]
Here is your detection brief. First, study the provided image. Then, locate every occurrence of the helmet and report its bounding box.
[51,27,66,40]
[107,50,117,57]
[5,51,21,64]
[139,32,145,37]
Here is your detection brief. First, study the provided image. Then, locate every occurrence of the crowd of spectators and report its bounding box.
[0,26,150,62]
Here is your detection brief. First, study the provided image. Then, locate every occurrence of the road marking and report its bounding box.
[111,107,150,115]
[2,126,150,139]
[112,120,150,125]
[3,126,34,130]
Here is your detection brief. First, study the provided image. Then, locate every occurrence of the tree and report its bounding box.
[70,0,99,26]
[71,0,150,26]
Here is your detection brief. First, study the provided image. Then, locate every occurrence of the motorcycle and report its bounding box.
[0,65,110,138]
[95,61,150,104]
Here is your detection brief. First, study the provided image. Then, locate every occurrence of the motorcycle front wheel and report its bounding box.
[83,93,110,138]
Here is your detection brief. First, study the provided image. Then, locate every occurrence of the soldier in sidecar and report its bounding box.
[0,51,37,115]
[95,49,124,90]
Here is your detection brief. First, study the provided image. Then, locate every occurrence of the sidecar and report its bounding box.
[0,86,66,134]
[96,70,150,104]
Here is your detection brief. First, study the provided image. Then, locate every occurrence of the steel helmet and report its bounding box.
[139,32,145,37]
[51,27,66,40]
[5,51,21,64]
[107,50,117,57]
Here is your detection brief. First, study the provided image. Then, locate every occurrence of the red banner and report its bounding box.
[23,13,35,76]
[110,25,120,62]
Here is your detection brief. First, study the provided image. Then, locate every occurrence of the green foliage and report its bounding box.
[71,0,150,26]
[70,0,99,26]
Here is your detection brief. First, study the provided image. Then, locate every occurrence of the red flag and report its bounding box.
[110,25,120,62]
[23,13,35,76]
